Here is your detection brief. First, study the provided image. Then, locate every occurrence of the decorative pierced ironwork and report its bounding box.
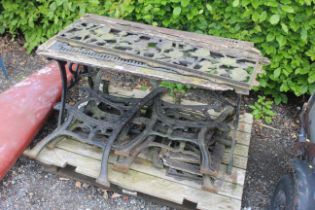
[37,14,268,94]
[59,21,254,83]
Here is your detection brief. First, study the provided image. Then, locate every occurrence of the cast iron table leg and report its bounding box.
[57,60,68,127]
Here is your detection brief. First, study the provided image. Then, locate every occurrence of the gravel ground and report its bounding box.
[241,97,302,209]
[0,36,304,210]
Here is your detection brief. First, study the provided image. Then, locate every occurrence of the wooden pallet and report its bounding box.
[24,86,253,210]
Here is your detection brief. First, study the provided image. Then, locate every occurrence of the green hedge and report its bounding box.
[1,0,315,103]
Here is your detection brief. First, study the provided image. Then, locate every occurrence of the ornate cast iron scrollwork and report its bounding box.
[58,20,255,83]
[28,87,166,187]
[112,98,235,191]
[37,15,268,95]
[29,81,237,190]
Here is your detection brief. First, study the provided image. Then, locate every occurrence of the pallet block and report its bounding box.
[24,86,253,210]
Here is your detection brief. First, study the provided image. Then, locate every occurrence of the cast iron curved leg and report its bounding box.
[198,127,215,176]
[27,130,62,159]
[113,136,156,172]
[96,87,166,188]
[114,115,157,156]
[27,114,74,158]
[57,61,68,127]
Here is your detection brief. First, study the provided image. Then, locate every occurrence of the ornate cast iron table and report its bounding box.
[30,14,268,189]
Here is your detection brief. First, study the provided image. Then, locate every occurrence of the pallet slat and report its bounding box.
[51,139,244,200]
[24,146,241,210]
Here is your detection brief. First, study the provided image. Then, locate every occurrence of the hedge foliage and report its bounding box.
[1,0,315,103]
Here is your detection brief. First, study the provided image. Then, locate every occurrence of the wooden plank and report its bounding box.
[27,146,241,210]
[229,144,250,157]
[52,137,248,178]
[232,131,251,146]
[49,139,244,200]
[236,123,252,134]
[59,138,246,181]
[222,153,247,169]
[41,164,198,210]
[85,14,254,49]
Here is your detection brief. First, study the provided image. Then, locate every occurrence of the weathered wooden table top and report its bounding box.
[37,14,268,94]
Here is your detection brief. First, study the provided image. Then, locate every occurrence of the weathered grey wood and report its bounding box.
[84,14,254,50]
[41,164,197,210]
[38,48,236,92]
[231,131,251,146]
[228,144,250,157]
[51,124,249,169]
[24,146,241,210]
[37,14,268,95]
[51,138,247,183]
[222,153,247,169]
[49,139,244,199]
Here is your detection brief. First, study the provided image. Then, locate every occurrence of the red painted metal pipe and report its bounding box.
[0,62,71,180]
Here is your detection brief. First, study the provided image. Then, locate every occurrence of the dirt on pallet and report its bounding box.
[0,36,305,210]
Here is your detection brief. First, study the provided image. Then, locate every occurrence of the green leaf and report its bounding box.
[232,0,240,7]
[274,96,282,105]
[252,12,260,22]
[281,94,288,104]
[308,72,315,83]
[309,83,315,94]
[282,5,294,13]
[264,1,278,7]
[206,4,213,12]
[259,11,268,22]
[306,47,315,61]
[269,14,280,25]
[295,68,309,75]
[181,0,189,7]
[289,21,300,32]
[301,29,308,41]
[281,23,288,33]
[49,2,57,12]
[265,109,275,116]
[276,35,287,48]
[173,7,181,16]
[266,33,275,41]
[274,68,281,78]
[252,1,261,8]
[280,82,289,92]
[250,95,275,123]
[264,116,272,124]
